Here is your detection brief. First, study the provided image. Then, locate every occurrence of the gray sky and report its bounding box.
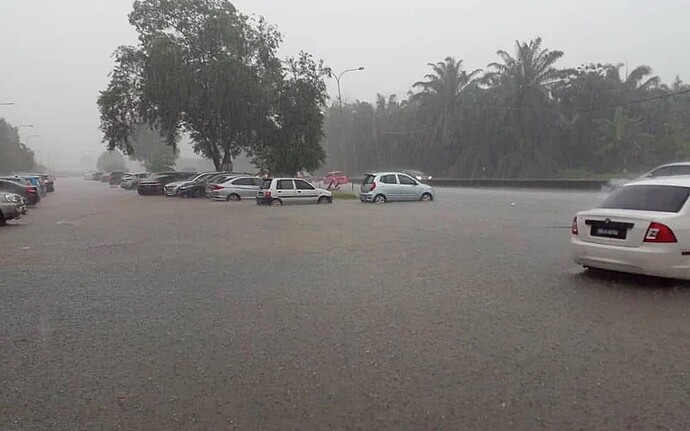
[1,0,689,170]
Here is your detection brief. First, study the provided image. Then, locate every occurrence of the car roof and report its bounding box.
[652,162,690,169]
[625,176,690,188]
[364,172,408,176]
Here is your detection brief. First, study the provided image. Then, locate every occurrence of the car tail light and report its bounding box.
[644,222,677,243]
[26,186,37,194]
[571,217,578,235]
[212,184,224,190]
[369,181,376,192]
[265,191,272,198]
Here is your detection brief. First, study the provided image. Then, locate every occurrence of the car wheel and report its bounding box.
[421,193,433,202]
[227,193,241,202]
[373,194,386,204]
[317,196,330,204]
[271,198,283,206]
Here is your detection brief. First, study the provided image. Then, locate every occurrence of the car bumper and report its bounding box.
[571,236,690,279]
[359,192,374,202]
[256,196,272,205]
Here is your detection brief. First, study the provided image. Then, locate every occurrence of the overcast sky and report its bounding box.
[1,0,689,169]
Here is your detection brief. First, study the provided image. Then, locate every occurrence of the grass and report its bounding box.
[331,191,357,200]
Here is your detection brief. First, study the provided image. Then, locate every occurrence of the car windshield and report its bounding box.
[599,185,690,213]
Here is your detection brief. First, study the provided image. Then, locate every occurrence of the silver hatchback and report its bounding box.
[360,172,435,203]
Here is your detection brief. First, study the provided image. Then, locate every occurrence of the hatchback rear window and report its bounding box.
[599,185,690,213]
[260,179,272,189]
[363,175,375,185]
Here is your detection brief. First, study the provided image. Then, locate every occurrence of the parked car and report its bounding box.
[15,174,46,196]
[208,176,262,201]
[323,171,349,189]
[0,178,40,205]
[164,172,218,197]
[402,169,433,182]
[120,172,149,190]
[0,191,27,226]
[256,178,332,205]
[359,172,435,203]
[204,174,241,196]
[92,172,104,181]
[641,162,690,179]
[137,172,196,195]
[177,172,230,197]
[40,174,55,192]
[108,171,125,186]
[571,177,690,280]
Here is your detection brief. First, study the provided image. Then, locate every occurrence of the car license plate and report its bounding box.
[591,226,627,239]
[595,227,619,236]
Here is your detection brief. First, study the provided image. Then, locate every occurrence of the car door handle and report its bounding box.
[297,191,302,193]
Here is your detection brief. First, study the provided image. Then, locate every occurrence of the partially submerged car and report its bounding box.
[256,178,332,205]
[0,191,27,226]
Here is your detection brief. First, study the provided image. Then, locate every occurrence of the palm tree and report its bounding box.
[485,37,569,177]
[411,57,481,172]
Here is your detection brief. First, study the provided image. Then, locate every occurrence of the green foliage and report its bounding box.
[249,52,328,175]
[96,150,126,172]
[0,118,36,174]
[97,0,328,175]
[324,37,690,178]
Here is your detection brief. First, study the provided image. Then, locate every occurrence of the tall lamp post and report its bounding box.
[334,66,365,107]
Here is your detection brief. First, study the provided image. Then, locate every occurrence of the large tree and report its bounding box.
[412,57,481,170]
[0,118,36,173]
[248,52,329,175]
[98,0,328,174]
[486,38,571,176]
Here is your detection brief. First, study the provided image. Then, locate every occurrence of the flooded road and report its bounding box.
[1,178,689,430]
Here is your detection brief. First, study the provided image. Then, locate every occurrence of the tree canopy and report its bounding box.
[96,150,126,172]
[98,0,329,175]
[323,38,690,178]
[0,118,36,174]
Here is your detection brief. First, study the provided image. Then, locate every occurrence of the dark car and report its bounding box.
[137,172,196,195]
[108,171,125,186]
[178,172,239,198]
[0,178,40,205]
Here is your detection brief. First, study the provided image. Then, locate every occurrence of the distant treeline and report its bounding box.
[322,37,690,178]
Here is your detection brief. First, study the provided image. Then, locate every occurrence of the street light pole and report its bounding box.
[334,67,365,108]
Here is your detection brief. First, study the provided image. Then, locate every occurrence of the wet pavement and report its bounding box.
[1,178,689,430]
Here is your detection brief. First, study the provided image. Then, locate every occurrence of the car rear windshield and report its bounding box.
[260,179,272,189]
[599,185,690,213]
[363,175,375,185]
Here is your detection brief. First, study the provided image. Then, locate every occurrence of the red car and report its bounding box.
[323,171,349,189]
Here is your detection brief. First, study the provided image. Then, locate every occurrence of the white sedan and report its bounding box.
[571,177,690,280]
